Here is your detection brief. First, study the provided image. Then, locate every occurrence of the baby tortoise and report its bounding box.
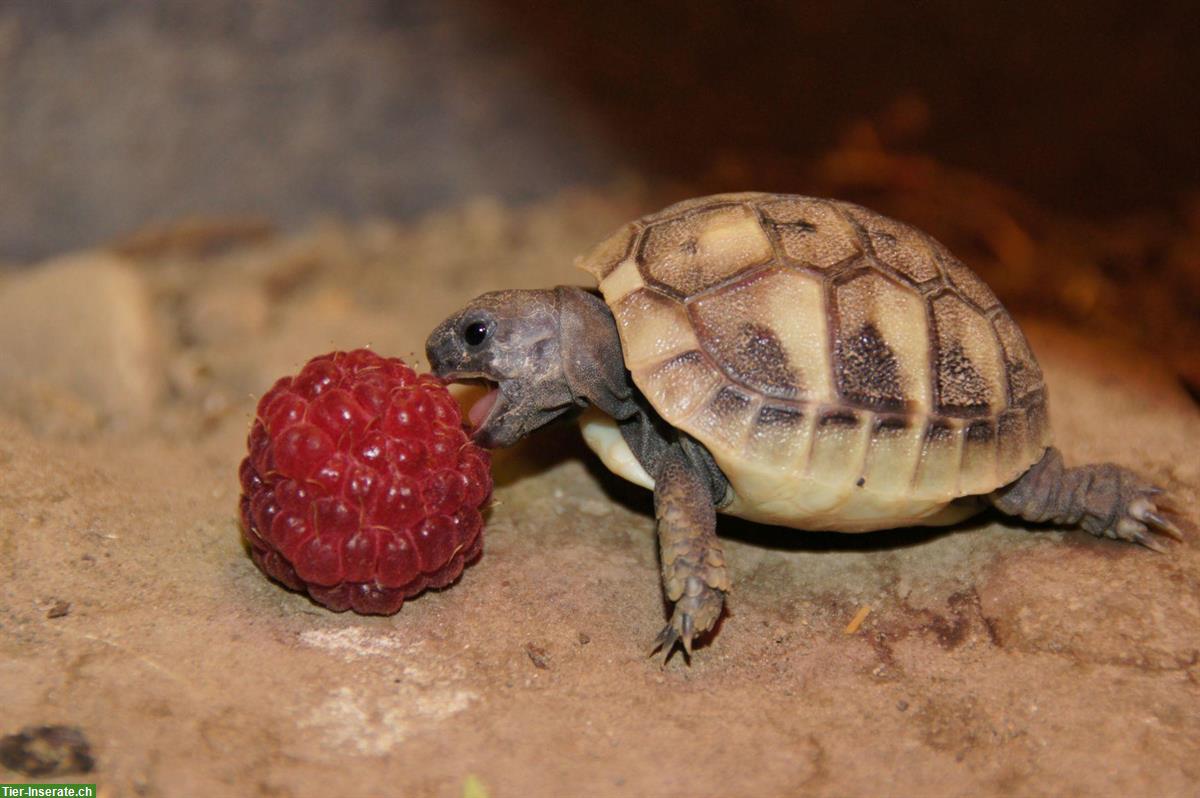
[426,192,1181,658]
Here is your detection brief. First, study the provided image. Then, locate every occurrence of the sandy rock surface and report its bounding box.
[0,194,1197,797]
[0,252,164,432]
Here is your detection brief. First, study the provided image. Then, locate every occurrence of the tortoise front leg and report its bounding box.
[990,447,1183,551]
[649,445,730,660]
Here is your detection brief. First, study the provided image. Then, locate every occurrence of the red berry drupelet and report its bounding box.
[238,349,492,614]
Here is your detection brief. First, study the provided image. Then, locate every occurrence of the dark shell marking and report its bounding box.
[837,322,906,412]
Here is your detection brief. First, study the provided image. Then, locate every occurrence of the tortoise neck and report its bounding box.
[553,286,638,421]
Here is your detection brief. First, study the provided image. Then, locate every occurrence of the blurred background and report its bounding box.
[0,0,1196,388]
[1,0,1197,258]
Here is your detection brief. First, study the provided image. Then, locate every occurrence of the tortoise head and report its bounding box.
[425,288,579,448]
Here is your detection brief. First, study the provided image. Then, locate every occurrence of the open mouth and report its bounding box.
[466,381,501,429]
[442,374,504,438]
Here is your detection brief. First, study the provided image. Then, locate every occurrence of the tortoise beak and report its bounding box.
[424,317,461,380]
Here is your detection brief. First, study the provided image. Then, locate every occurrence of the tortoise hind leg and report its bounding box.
[649,444,730,661]
[989,447,1183,552]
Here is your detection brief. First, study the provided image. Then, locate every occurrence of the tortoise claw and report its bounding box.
[646,586,724,664]
[648,624,680,661]
[1132,529,1170,554]
[680,613,696,657]
[647,620,695,664]
[1144,511,1184,541]
[1129,495,1185,543]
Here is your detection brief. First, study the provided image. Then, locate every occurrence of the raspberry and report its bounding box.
[238,349,492,614]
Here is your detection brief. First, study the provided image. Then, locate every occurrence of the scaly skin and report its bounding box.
[990,447,1182,551]
[649,446,730,660]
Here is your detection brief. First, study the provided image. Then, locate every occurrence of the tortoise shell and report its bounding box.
[577,192,1051,532]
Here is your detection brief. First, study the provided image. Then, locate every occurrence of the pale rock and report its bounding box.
[0,252,163,425]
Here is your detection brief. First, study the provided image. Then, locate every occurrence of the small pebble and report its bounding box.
[525,642,550,670]
[0,726,94,777]
[46,600,71,619]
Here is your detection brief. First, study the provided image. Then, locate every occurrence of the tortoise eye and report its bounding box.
[462,321,490,347]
